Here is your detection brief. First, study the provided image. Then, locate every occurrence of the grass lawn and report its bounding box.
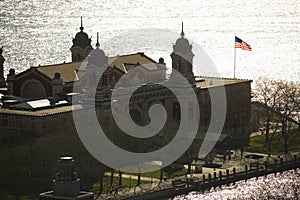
[247,129,300,154]
[91,168,189,194]
[126,167,188,179]
[91,176,151,194]
[3,176,153,199]
[1,195,38,200]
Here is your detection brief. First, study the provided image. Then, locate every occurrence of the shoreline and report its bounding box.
[100,153,300,200]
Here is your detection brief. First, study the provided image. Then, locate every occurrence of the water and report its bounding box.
[0,0,299,198]
[0,0,299,83]
[174,169,300,200]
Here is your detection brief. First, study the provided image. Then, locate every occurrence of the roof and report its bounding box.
[28,52,157,83]
[36,62,83,83]
[0,104,82,117]
[195,76,252,89]
[108,52,157,73]
[8,99,69,111]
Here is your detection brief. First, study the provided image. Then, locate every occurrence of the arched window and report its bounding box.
[21,80,46,98]
[173,102,181,119]
[130,109,143,126]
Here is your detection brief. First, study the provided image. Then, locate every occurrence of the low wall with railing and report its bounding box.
[102,155,300,200]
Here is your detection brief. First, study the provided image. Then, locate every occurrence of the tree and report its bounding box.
[253,78,281,156]
[253,77,300,155]
[275,80,300,155]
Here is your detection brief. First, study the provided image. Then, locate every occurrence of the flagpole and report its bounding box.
[234,35,236,79]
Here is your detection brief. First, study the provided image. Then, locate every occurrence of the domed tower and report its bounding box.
[0,46,6,87]
[85,32,109,99]
[87,32,108,67]
[170,23,195,86]
[70,17,93,62]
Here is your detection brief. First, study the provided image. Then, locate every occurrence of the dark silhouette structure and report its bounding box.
[70,17,93,62]
[39,157,93,200]
[0,47,6,88]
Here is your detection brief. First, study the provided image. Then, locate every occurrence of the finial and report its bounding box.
[180,22,184,37]
[80,16,84,31]
[96,32,100,48]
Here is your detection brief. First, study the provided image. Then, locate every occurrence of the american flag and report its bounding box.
[235,36,252,51]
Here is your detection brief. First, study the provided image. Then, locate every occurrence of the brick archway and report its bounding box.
[20,79,46,98]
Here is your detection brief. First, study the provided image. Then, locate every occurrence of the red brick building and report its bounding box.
[0,21,252,155]
[6,53,161,98]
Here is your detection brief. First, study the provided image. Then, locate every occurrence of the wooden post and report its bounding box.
[225,169,230,185]
[264,161,268,171]
[226,169,229,178]
[245,165,248,182]
[159,169,163,183]
[264,161,268,177]
[109,170,114,190]
[208,173,212,182]
[213,172,217,180]
[274,159,277,176]
[98,171,104,196]
[118,171,122,187]
[137,172,141,186]
[202,174,206,184]
[233,168,236,177]
[187,162,192,174]
[219,171,222,180]
[280,158,283,174]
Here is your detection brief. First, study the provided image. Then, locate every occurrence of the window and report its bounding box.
[42,119,47,130]
[30,118,36,130]
[173,102,180,119]
[21,80,46,98]
[2,116,8,127]
[9,117,14,128]
[129,109,143,126]
[16,117,23,129]
[188,102,193,118]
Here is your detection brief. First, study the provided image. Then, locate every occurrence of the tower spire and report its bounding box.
[0,46,6,87]
[180,22,185,37]
[80,16,84,32]
[96,32,100,48]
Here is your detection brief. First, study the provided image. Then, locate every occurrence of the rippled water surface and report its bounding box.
[0,0,299,83]
[174,170,300,200]
[0,1,299,198]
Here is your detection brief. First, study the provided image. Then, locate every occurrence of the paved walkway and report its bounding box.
[104,172,160,182]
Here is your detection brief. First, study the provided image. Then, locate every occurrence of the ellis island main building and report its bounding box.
[0,20,252,162]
